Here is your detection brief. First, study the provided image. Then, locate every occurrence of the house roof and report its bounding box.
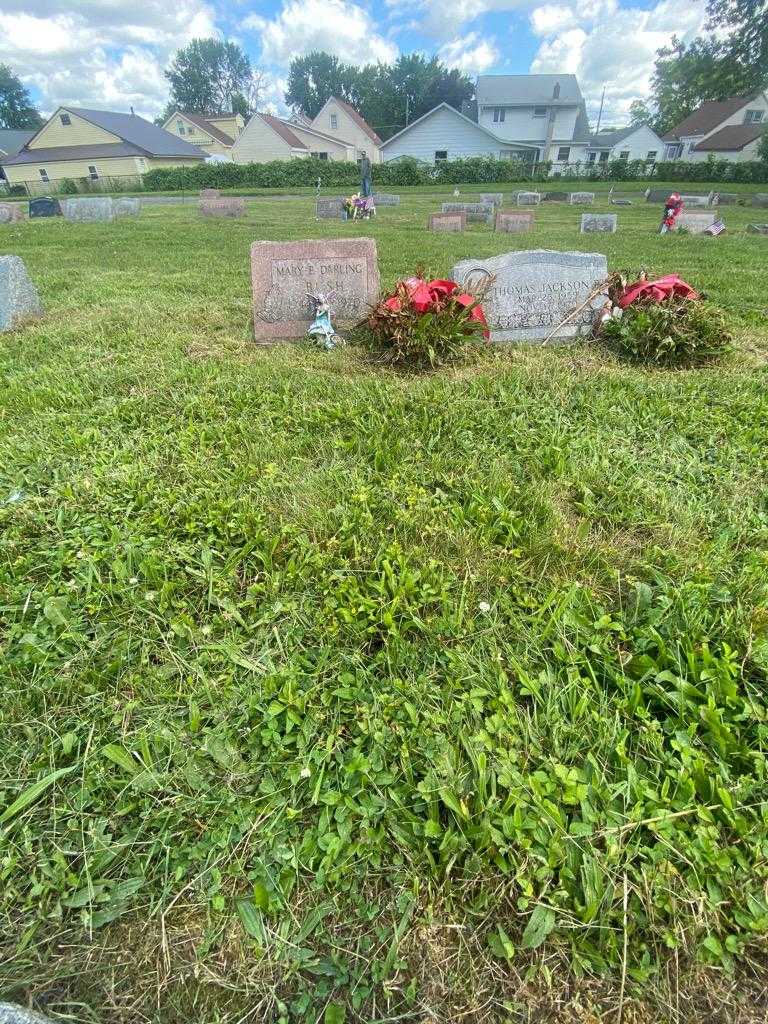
[68,107,208,156]
[381,102,539,150]
[286,121,354,147]
[587,126,639,148]
[662,94,756,140]
[692,123,765,151]
[176,111,235,145]
[324,97,382,146]
[259,113,307,149]
[476,74,583,108]
[0,128,36,157]
[4,142,155,165]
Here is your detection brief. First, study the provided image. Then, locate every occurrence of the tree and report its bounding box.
[649,36,757,134]
[0,64,43,129]
[758,129,768,162]
[628,99,653,126]
[706,0,767,81]
[285,51,474,141]
[164,39,253,114]
[285,53,359,119]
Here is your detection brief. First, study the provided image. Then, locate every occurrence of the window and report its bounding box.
[598,150,609,163]
[557,146,570,162]
[587,151,597,163]
[60,113,71,126]
[330,114,338,130]
[619,150,630,159]
[38,168,50,182]
[88,165,99,181]
[435,150,448,161]
[317,151,328,160]
[176,120,185,135]
[533,106,547,118]
[187,125,195,134]
[745,109,764,123]
[492,106,505,123]
[646,150,657,161]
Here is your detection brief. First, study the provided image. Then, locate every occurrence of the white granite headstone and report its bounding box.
[61,197,114,222]
[581,213,617,233]
[0,255,42,331]
[450,249,607,343]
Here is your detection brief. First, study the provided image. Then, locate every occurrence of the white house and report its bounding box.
[232,107,369,163]
[381,103,539,164]
[310,97,382,162]
[475,74,591,164]
[586,124,664,165]
[663,90,768,162]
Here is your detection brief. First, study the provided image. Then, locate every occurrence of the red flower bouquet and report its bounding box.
[364,274,489,368]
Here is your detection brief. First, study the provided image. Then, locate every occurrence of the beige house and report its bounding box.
[663,90,768,162]
[310,97,382,162]
[3,106,207,191]
[161,110,245,158]
[231,112,357,162]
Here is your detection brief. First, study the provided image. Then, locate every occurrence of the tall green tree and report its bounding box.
[285,53,360,119]
[628,99,653,127]
[706,0,767,80]
[649,37,757,133]
[0,64,43,129]
[285,51,474,141]
[164,39,253,114]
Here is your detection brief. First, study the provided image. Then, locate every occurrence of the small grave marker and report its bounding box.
[200,197,246,218]
[200,188,221,198]
[450,249,607,343]
[428,212,465,232]
[372,193,400,206]
[495,210,534,233]
[677,212,716,234]
[747,223,768,235]
[516,192,541,206]
[752,194,768,208]
[250,238,380,343]
[569,192,595,204]
[316,197,346,220]
[441,202,494,224]
[542,191,568,202]
[62,196,114,222]
[480,193,503,206]
[114,197,141,217]
[29,197,61,218]
[581,213,617,233]
[0,203,24,223]
[611,199,632,206]
[0,255,42,331]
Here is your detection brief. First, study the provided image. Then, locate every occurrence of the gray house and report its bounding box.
[0,128,36,184]
[586,124,665,165]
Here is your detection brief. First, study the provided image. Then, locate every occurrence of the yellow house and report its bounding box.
[161,110,245,158]
[231,112,357,163]
[3,106,207,191]
[310,98,382,163]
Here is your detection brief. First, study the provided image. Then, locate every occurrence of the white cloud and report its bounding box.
[247,0,399,66]
[439,33,499,74]
[530,0,707,123]
[0,1,219,118]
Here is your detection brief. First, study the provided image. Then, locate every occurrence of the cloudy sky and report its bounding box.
[1,0,708,127]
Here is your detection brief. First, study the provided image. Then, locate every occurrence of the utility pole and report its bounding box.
[595,84,606,133]
[405,94,410,126]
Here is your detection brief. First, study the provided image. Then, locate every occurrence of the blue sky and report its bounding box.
[0,0,708,126]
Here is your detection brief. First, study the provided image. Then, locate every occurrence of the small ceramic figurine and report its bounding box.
[307,291,340,349]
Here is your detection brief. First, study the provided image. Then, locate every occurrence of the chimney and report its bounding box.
[130,106,135,115]
[553,83,561,99]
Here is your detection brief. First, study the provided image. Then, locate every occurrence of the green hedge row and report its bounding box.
[140,154,768,193]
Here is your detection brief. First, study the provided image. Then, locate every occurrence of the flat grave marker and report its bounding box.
[372,193,400,206]
[251,237,380,343]
[480,193,504,206]
[0,203,24,223]
[200,188,221,198]
[316,197,346,220]
[114,197,141,217]
[677,212,716,234]
[441,202,494,224]
[516,191,541,206]
[747,223,768,235]
[569,192,595,204]
[451,249,607,343]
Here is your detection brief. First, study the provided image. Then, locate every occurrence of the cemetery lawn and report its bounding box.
[2,195,768,1024]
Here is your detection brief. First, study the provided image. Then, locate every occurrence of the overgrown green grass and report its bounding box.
[1,195,768,1024]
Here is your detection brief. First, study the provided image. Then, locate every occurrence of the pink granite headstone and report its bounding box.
[251,237,380,343]
[199,197,245,218]
[495,210,534,233]
[428,212,466,233]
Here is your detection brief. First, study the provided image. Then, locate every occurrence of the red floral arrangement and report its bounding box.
[363,274,489,368]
